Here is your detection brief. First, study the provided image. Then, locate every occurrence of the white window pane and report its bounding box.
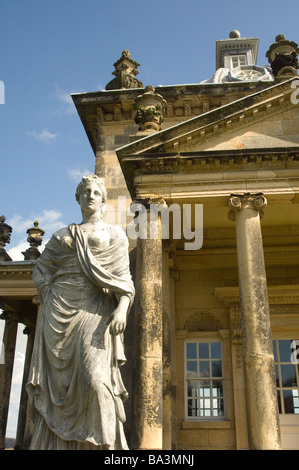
[185,340,224,419]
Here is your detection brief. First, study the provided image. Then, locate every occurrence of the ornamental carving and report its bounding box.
[0,215,12,261]
[134,86,167,132]
[229,303,243,346]
[228,193,267,221]
[22,220,45,260]
[105,50,144,90]
[266,35,299,77]
[184,311,222,332]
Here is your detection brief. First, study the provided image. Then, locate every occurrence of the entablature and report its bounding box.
[121,147,299,200]
[0,261,38,328]
[72,80,277,153]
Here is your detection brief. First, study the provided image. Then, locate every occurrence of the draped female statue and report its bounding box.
[26,175,135,450]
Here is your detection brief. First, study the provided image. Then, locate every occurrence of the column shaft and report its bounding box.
[131,210,163,449]
[229,194,281,450]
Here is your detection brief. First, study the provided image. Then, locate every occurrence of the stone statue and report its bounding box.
[26,175,135,450]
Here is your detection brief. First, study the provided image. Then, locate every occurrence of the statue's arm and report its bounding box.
[110,294,131,335]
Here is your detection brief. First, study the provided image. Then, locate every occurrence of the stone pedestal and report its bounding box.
[131,202,163,449]
[228,193,281,450]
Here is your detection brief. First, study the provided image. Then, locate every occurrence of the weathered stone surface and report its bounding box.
[266,35,299,77]
[105,50,143,91]
[131,207,163,449]
[26,176,135,450]
[229,193,281,450]
[0,216,12,261]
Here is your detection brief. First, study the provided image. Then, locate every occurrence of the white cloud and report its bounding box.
[8,210,64,235]
[6,210,65,261]
[27,129,58,143]
[7,241,30,261]
[53,84,77,115]
[11,350,25,387]
[67,167,92,183]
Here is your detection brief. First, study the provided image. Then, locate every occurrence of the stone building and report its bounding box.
[1,31,299,450]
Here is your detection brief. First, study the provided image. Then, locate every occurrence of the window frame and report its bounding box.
[230,54,247,69]
[272,338,299,415]
[184,339,226,421]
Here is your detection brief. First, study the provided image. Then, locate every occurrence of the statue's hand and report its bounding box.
[110,306,127,335]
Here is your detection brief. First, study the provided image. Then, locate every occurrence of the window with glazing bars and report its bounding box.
[231,54,246,68]
[273,339,299,414]
[185,341,225,419]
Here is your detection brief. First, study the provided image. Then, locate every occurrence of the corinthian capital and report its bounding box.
[228,193,267,221]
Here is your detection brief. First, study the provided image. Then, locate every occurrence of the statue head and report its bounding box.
[75,175,107,205]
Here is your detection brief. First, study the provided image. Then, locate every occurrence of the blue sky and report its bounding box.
[0,0,298,439]
[1,0,299,259]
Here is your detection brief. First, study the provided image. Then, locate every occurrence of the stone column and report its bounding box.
[162,245,175,450]
[15,327,34,450]
[228,193,281,450]
[229,303,248,449]
[0,312,18,450]
[131,199,163,450]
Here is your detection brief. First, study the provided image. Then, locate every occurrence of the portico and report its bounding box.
[114,75,299,450]
[1,30,299,450]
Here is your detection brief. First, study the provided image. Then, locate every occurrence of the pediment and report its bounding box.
[117,77,299,157]
[178,100,299,152]
[116,77,299,200]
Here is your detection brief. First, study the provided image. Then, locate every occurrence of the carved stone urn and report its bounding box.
[134,85,167,132]
[266,34,299,77]
[22,220,45,260]
[0,215,12,261]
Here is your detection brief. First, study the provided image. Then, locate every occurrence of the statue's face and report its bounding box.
[78,182,104,214]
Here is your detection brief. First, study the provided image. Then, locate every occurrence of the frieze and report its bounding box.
[0,263,35,278]
[216,285,299,307]
[128,149,299,177]
[93,98,234,124]
[0,270,33,277]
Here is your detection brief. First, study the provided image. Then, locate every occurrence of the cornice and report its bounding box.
[0,260,35,275]
[72,80,277,153]
[215,285,299,307]
[0,261,36,296]
[117,77,299,158]
[0,262,38,328]
[127,147,299,171]
[121,147,299,199]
